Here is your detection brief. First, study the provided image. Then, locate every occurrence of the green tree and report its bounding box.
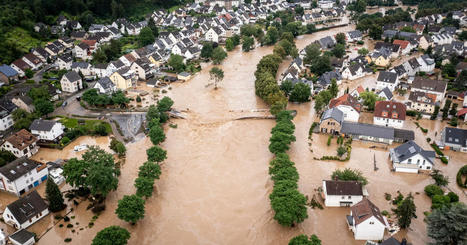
[211,47,227,65]
[92,226,130,245]
[294,5,304,16]
[358,48,369,56]
[28,86,50,101]
[115,195,145,224]
[147,18,159,38]
[329,79,338,97]
[335,33,346,45]
[138,27,155,47]
[134,177,154,198]
[0,150,16,167]
[264,26,280,45]
[25,69,34,78]
[270,188,308,226]
[430,170,449,187]
[63,147,119,198]
[45,180,66,212]
[331,168,368,185]
[149,125,166,145]
[424,184,444,198]
[168,54,185,73]
[94,123,108,136]
[369,24,383,40]
[400,26,416,33]
[310,55,332,76]
[289,83,311,103]
[360,91,384,111]
[306,24,316,34]
[209,67,224,89]
[280,80,294,96]
[394,193,417,229]
[225,38,235,51]
[426,203,467,245]
[146,146,167,163]
[201,42,213,59]
[269,131,296,154]
[110,138,126,157]
[157,96,174,112]
[289,234,321,245]
[242,36,254,52]
[332,43,346,58]
[138,161,161,180]
[34,98,54,116]
[314,90,332,113]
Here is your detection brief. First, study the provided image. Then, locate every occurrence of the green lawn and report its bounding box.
[58,117,112,134]
[4,27,49,53]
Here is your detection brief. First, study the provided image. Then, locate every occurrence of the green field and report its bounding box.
[4,27,49,53]
[58,117,112,134]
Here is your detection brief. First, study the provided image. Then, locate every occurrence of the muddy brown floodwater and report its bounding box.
[36,25,466,245]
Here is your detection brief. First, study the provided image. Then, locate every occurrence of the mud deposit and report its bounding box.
[36,26,466,245]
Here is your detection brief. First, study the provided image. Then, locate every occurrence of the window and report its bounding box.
[369,221,374,225]
[348,196,351,199]
[341,196,345,199]
[408,159,412,164]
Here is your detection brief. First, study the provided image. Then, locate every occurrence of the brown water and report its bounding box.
[35,26,466,245]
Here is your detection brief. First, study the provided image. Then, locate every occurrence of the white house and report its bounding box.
[346,30,363,42]
[373,101,406,128]
[74,43,91,61]
[60,71,83,93]
[93,63,109,78]
[342,64,364,80]
[94,77,117,94]
[9,229,36,245]
[0,158,48,196]
[0,129,39,158]
[322,180,365,207]
[0,106,15,131]
[29,119,65,142]
[389,140,435,173]
[3,190,49,229]
[328,94,362,122]
[55,54,73,70]
[417,55,435,74]
[346,198,388,241]
[205,27,223,43]
[376,71,399,92]
[71,62,94,78]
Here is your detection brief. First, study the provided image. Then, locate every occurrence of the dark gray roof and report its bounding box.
[394,128,415,141]
[393,65,406,76]
[318,71,342,87]
[443,127,467,147]
[380,237,401,245]
[341,122,394,140]
[29,119,57,132]
[6,190,48,224]
[321,108,344,124]
[347,30,362,39]
[64,71,81,82]
[71,62,90,69]
[96,77,115,90]
[9,229,35,244]
[0,158,42,181]
[391,140,435,164]
[379,87,393,100]
[377,71,397,84]
[325,180,363,196]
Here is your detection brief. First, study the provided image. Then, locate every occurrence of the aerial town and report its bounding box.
[0,0,466,244]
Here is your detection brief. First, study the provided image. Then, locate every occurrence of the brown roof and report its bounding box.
[408,91,436,105]
[12,59,31,71]
[351,198,386,226]
[82,39,97,48]
[392,40,409,49]
[124,53,137,63]
[356,85,364,93]
[23,53,42,65]
[329,94,362,112]
[4,129,37,150]
[412,77,447,94]
[374,101,406,120]
[325,180,363,196]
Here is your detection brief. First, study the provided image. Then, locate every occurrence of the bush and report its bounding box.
[136,96,141,103]
[381,210,389,216]
[440,156,448,164]
[456,165,467,188]
[327,135,332,146]
[63,216,70,222]
[61,136,70,145]
[94,123,108,136]
[337,146,346,156]
[67,224,73,228]
[430,143,444,156]
[64,238,72,243]
[424,184,444,198]
[385,193,392,201]
[447,192,459,203]
[406,110,418,117]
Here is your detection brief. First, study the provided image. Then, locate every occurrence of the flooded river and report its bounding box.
[35,25,466,245]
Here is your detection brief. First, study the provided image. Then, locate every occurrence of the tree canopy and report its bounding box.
[92,226,131,245]
[115,194,145,224]
[289,234,322,245]
[426,203,467,245]
[331,168,368,185]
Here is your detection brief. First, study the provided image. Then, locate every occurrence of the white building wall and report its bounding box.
[373,116,404,128]
[31,123,64,141]
[336,105,359,122]
[354,216,386,240]
[0,167,48,196]
[0,114,14,131]
[3,206,49,229]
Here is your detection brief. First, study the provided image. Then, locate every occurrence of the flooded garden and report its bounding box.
[31,25,466,245]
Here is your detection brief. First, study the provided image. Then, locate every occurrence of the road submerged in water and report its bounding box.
[34,25,467,245]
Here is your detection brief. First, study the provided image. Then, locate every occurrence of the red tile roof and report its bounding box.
[393,40,410,50]
[374,101,406,120]
[351,198,386,226]
[4,129,37,150]
[329,94,362,112]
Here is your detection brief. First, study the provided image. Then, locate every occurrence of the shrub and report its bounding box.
[447,192,459,203]
[440,156,448,164]
[430,143,444,156]
[64,238,72,243]
[385,193,392,201]
[424,184,444,198]
[64,216,70,222]
[67,224,73,228]
[136,96,142,103]
[61,137,70,145]
[381,210,389,216]
[456,165,467,188]
[337,146,346,156]
[327,135,332,146]
[426,138,431,143]
[406,110,418,117]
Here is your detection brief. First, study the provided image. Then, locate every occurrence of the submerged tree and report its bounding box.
[209,67,224,89]
[92,226,130,245]
[289,234,321,245]
[46,180,66,212]
[115,195,145,224]
[394,193,417,229]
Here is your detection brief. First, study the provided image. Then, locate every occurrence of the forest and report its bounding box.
[0,0,188,64]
